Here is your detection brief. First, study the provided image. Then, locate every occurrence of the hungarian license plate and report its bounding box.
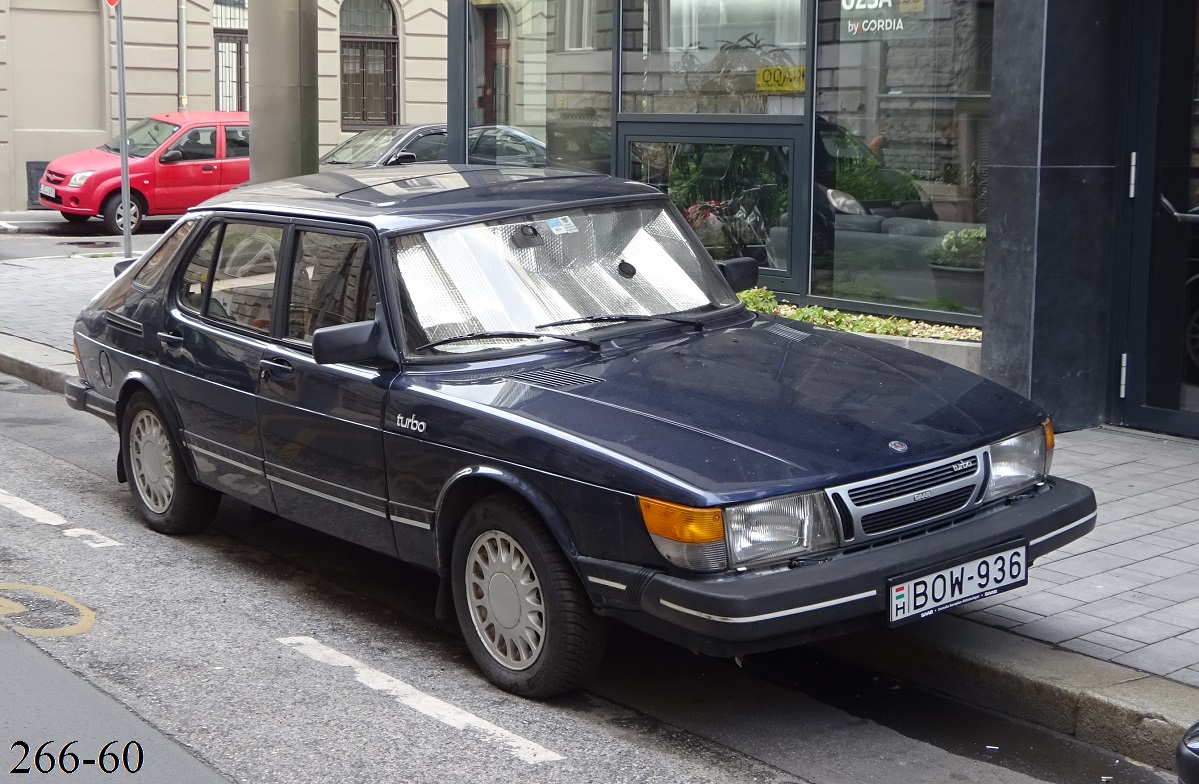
[39,183,55,198]
[888,544,1026,625]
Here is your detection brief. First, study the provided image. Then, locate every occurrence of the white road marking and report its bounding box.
[0,488,123,547]
[62,528,122,548]
[0,221,17,233]
[278,636,563,764]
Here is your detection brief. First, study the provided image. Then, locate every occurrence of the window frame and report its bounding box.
[562,0,596,51]
[340,0,401,130]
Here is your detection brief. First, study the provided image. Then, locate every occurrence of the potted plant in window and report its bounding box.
[927,227,986,312]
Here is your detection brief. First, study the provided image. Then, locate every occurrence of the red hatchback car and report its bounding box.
[38,111,250,234]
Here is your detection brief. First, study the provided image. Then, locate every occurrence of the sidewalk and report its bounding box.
[2,253,1198,770]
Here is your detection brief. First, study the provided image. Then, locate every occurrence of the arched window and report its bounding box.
[341,0,399,128]
[214,0,248,111]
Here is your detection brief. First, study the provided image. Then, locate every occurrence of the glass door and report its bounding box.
[1122,0,1199,436]
[617,124,808,288]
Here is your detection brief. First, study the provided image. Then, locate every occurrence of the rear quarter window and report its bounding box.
[132,218,200,289]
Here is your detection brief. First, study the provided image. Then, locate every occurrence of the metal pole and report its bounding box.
[116,3,132,258]
[178,0,188,111]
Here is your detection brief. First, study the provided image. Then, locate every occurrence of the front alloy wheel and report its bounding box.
[465,529,547,670]
[451,494,607,698]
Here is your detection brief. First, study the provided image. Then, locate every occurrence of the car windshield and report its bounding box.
[102,118,181,158]
[393,201,739,355]
[321,128,407,164]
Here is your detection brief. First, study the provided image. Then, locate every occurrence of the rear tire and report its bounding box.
[121,392,219,535]
[61,212,90,224]
[451,494,607,698]
[101,192,144,235]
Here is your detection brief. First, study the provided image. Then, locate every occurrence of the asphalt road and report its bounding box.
[0,222,1177,783]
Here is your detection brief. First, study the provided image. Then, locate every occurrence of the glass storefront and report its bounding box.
[622,0,807,115]
[459,0,994,322]
[469,0,615,173]
[811,0,992,317]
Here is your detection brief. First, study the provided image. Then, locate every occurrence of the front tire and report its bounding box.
[121,392,219,535]
[451,494,607,698]
[101,192,144,235]
[61,212,90,224]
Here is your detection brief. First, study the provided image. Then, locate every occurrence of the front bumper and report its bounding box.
[579,477,1096,657]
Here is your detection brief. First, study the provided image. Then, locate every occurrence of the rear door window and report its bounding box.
[224,126,250,159]
[177,219,284,334]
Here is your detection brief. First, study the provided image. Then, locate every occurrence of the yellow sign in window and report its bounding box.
[755,65,806,94]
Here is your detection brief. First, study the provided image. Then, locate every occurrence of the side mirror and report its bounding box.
[311,309,398,366]
[387,151,418,166]
[717,257,760,293]
[160,149,184,164]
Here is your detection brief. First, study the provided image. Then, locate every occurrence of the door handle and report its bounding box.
[202,164,218,172]
[259,357,294,377]
[157,331,183,348]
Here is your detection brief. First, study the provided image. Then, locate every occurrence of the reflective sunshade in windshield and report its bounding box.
[393,203,737,354]
[105,118,181,158]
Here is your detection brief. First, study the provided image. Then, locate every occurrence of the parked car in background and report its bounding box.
[38,111,250,235]
[66,164,1095,698]
[319,124,546,168]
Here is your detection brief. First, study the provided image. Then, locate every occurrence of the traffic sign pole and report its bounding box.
[113,0,132,258]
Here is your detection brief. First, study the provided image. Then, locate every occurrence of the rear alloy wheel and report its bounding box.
[451,494,607,698]
[60,212,90,224]
[101,192,144,235]
[121,392,219,534]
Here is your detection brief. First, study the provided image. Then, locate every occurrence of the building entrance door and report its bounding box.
[1121,0,1199,436]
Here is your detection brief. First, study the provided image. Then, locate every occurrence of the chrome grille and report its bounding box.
[848,456,979,505]
[44,170,67,185]
[860,487,976,534]
[829,448,988,540]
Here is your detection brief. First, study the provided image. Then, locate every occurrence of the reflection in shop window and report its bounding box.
[623,0,806,115]
[629,142,791,268]
[812,0,992,319]
[471,0,615,173]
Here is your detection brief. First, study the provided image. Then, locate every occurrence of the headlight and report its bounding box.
[827,188,866,215]
[982,422,1052,502]
[726,491,840,567]
[68,171,94,188]
[639,491,841,572]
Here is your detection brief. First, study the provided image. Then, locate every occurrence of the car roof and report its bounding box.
[148,111,249,125]
[194,164,664,232]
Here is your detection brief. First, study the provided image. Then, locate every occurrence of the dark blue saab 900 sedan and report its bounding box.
[65,165,1096,697]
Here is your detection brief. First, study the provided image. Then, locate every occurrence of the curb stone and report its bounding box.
[815,614,1199,771]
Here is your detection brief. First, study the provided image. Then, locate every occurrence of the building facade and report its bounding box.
[2,0,1194,442]
[0,0,449,211]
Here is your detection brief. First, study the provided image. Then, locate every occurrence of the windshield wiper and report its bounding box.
[536,313,706,330]
[416,330,600,352]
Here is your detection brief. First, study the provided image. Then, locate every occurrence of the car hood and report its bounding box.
[47,147,121,175]
[418,317,1042,502]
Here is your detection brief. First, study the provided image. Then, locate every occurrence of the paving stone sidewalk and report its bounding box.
[4,253,1199,690]
[957,427,1199,686]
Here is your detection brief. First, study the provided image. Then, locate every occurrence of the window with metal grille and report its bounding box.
[341,0,399,129]
[214,0,248,112]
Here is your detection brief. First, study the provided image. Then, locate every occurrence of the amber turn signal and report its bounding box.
[1042,417,1055,451]
[639,496,724,543]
